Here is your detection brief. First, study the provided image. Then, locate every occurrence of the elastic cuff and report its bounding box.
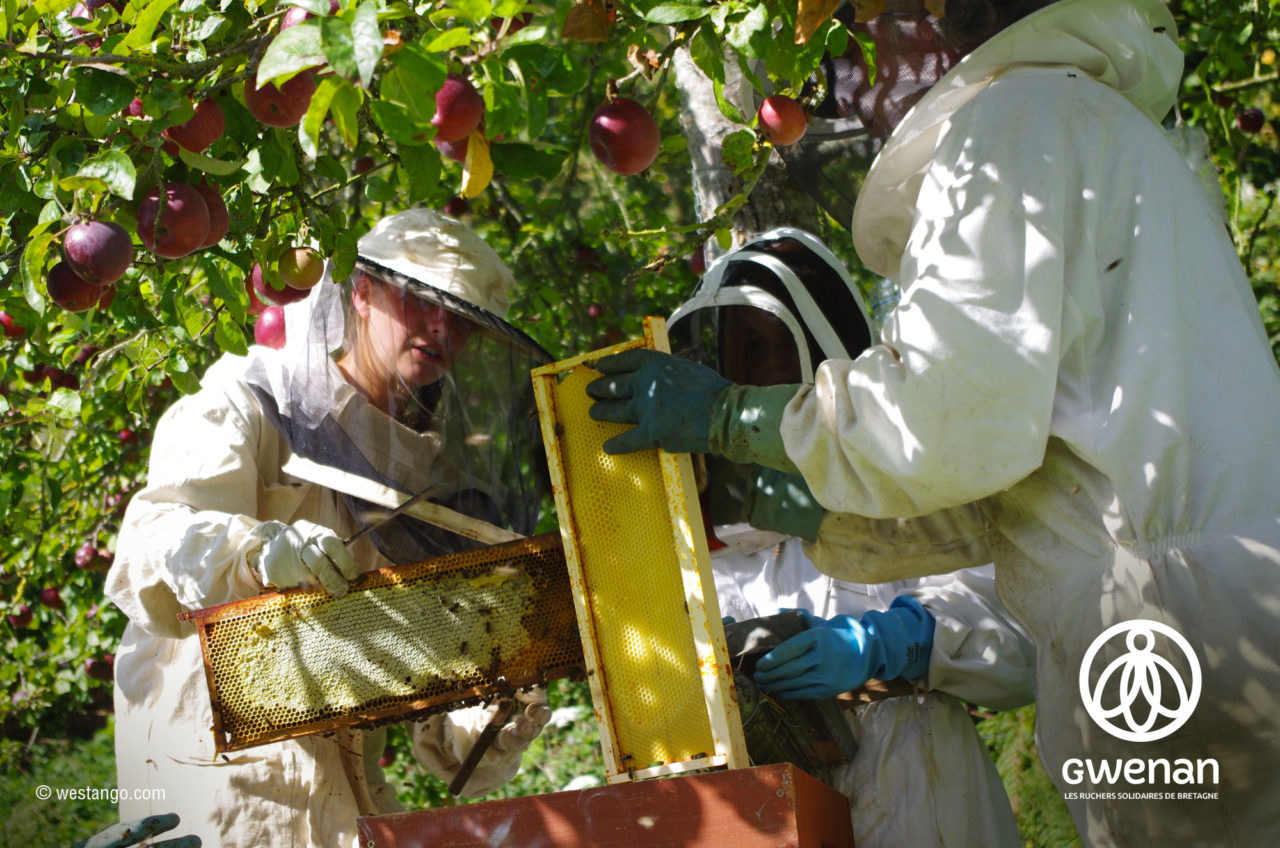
[707,383,804,474]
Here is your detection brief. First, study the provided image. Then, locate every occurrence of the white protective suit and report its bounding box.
[777,0,1280,844]
[712,525,1034,846]
[106,349,531,848]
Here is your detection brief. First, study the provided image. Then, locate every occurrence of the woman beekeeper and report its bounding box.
[587,2,1280,845]
[674,229,1034,846]
[107,209,553,848]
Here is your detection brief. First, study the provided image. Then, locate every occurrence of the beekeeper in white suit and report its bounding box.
[107,209,553,848]
[674,230,1035,846]
[589,2,1280,845]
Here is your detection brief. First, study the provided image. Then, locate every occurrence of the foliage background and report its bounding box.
[1,1,1275,846]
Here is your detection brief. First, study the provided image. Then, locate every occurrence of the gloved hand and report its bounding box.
[491,688,553,754]
[744,466,825,542]
[254,519,362,598]
[753,597,935,700]
[586,349,732,455]
[74,813,200,848]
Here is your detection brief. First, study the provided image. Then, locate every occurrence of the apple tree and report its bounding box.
[0,0,1276,833]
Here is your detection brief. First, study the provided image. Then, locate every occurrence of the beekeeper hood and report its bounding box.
[243,209,551,565]
[670,229,873,525]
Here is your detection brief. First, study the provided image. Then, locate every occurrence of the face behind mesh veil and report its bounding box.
[669,229,873,527]
[243,213,551,566]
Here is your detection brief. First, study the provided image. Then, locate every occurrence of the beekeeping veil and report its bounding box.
[669,228,873,526]
[243,209,551,565]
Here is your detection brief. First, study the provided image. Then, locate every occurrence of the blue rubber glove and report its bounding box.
[752,597,935,700]
[586,349,732,455]
[744,467,824,542]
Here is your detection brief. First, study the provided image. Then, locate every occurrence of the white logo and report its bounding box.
[1079,619,1201,743]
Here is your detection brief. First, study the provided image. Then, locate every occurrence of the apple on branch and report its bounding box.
[162,98,226,154]
[63,219,133,284]
[432,74,485,143]
[757,95,808,146]
[588,95,660,176]
[245,71,317,128]
[47,262,106,313]
[137,182,211,259]
[254,305,287,349]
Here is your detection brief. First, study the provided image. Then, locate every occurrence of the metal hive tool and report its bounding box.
[531,316,748,782]
[179,533,583,753]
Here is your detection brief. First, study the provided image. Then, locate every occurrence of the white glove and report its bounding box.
[491,688,553,754]
[254,519,362,598]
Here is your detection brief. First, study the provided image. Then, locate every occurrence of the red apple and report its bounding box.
[137,182,211,258]
[124,96,146,118]
[74,541,98,569]
[435,137,468,163]
[118,427,139,445]
[63,220,133,284]
[39,587,63,610]
[431,74,484,143]
[379,744,397,768]
[163,98,226,154]
[280,5,312,29]
[8,604,33,629]
[688,247,707,276]
[251,262,310,305]
[245,266,270,316]
[193,181,230,249]
[85,654,114,682]
[587,303,604,319]
[353,156,375,175]
[758,95,808,146]
[490,12,533,34]
[278,247,324,290]
[443,195,469,217]
[0,311,24,338]
[245,70,317,128]
[588,97,660,175]
[1237,107,1266,134]
[47,262,104,313]
[97,283,117,311]
[254,305,287,349]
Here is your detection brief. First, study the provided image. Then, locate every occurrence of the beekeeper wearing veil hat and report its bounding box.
[107,209,553,848]
[587,1,1280,845]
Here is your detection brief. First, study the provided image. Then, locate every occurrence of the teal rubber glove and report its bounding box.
[753,597,935,700]
[586,349,732,455]
[744,466,825,542]
[74,814,200,848]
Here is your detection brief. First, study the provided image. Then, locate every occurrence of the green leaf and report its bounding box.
[490,142,565,180]
[726,4,769,60]
[713,78,746,125]
[289,0,332,14]
[721,128,755,177]
[446,0,492,25]
[492,0,526,16]
[299,75,341,159]
[364,175,395,202]
[73,68,135,116]
[396,144,440,203]
[319,15,357,80]
[121,0,179,51]
[166,355,201,395]
[73,149,136,199]
[382,47,445,124]
[257,22,325,86]
[853,30,877,87]
[330,81,363,150]
[214,310,248,356]
[47,388,81,420]
[351,2,383,89]
[643,4,710,24]
[177,148,244,177]
[425,27,472,53]
[690,25,725,85]
[20,233,54,315]
[370,100,434,146]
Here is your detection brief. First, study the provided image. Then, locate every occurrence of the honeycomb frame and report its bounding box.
[531,317,747,783]
[179,533,583,753]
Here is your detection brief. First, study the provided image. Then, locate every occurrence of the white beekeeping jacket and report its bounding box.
[107,352,529,848]
[776,0,1280,845]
